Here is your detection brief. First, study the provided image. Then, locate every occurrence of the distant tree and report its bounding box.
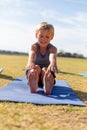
[78,54,84,58]
[57,50,65,57]
[72,53,78,58]
[64,52,72,57]
[57,50,85,58]
[72,53,84,58]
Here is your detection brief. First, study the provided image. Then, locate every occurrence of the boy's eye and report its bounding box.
[39,35,50,38]
[46,36,50,38]
[40,35,43,38]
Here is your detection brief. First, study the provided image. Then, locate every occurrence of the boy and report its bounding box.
[26,22,58,95]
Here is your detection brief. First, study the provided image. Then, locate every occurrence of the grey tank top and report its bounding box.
[35,43,50,68]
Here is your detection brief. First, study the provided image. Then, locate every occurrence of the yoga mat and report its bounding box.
[0,77,85,106]
[0,68,3,73]
[79,73,87,78]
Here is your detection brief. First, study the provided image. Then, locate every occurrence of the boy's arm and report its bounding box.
[26,44,37,70]
[48,45,58,73]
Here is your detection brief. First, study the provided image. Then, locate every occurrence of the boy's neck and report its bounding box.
[39,46,48,55]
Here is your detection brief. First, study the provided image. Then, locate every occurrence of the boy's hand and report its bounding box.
[47,64,58,73]
[26,63,35,71]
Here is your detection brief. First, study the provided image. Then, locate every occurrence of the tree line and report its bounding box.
[57,50,86,58]
[0,50,27,55]
[0,49,86,58]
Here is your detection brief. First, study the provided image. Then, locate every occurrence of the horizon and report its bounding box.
[0,48,86,58]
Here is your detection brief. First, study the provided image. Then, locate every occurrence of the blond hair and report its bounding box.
[35,22,54,38]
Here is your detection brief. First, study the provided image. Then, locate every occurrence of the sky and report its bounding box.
[0,0,87,57]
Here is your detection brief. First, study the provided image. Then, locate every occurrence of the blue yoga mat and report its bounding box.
[0,77,85,106]
[79,73,87,78]
[0,68,3,73]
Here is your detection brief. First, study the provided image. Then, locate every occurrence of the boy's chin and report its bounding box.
[38,43,49,47]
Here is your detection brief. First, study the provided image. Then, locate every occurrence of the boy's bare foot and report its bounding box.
[28,69,38,93]
[43,71,54,95]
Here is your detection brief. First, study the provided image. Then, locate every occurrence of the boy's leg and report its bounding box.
[27,65,41,93]
[41,68,55,95]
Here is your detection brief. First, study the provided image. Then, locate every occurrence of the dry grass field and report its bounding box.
[0,54,87,130]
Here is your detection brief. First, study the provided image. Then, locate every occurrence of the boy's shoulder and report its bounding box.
[30,43,38,52]
[49,43,57,53]
[49,43,57,50]
[49,43,56,48]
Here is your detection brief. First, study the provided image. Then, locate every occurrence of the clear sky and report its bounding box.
[0,0,87,57]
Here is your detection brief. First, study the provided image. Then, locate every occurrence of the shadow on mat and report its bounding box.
[37,86,87,103]
[0,74,15,80]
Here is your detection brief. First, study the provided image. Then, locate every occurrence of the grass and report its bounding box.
[0,54,87,130]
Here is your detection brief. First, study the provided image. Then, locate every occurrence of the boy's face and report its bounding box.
[36,30,53,47]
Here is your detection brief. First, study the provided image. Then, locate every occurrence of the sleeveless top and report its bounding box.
[35,43,51,68]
